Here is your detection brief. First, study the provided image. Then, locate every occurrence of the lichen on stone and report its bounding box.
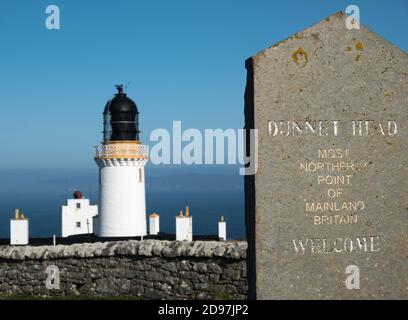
[294,33,304,40]
[355,41,364,51]
[291,47,309,66]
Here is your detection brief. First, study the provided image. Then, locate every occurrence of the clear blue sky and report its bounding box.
[0,0,407,169]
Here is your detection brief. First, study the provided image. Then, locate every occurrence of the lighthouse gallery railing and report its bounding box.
[94,143,149,159]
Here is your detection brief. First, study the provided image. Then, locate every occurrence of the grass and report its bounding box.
[213,292,232,300]
[0,294,144,300]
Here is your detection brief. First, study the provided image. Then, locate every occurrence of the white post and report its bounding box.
[53,234,56,246]
[176,207,193,241]
[218,216,227,241]
[149,213,160,235]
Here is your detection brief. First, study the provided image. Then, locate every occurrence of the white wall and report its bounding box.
[10,219,29,245]
[98,159,147,237]
[61,199,98,237]
[176,216,193,241]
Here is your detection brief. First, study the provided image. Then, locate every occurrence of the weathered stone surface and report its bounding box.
[0,240,247,261]
[0,240,247,299]
[245,12,408,299]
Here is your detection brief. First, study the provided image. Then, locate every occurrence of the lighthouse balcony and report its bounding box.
[94,142,149,159]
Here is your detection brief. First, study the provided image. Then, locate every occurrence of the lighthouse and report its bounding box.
[94,85,148,237]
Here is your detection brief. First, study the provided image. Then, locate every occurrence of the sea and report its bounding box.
[0,165,245,240]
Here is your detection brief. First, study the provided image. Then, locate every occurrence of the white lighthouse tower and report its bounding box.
[94,85,148,237]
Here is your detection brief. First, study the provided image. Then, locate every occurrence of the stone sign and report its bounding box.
[244,12,408,299]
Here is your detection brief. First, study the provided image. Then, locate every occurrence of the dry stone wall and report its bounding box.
[0,240,247,299]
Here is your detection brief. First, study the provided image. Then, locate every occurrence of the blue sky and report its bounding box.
[0,0,407,169]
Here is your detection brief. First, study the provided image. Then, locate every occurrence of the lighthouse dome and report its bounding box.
[104,90,139,114]
[103,85,140,142]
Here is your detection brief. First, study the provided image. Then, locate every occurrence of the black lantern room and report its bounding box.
[103,85,140,142]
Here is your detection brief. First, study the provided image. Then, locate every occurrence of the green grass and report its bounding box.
[213,291,232,300]
[0,294,144,300]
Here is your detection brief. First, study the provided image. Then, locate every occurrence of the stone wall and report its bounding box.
[0,240,247,299]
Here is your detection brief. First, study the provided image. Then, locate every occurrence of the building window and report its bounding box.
[76,203,81,209]
[139,168,142,183]
[76,222,81,228]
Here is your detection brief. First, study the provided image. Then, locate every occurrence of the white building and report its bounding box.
[94,85,148,237]
[10,209,29,245]
[176,207,193,241]
[61,191,98,237]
